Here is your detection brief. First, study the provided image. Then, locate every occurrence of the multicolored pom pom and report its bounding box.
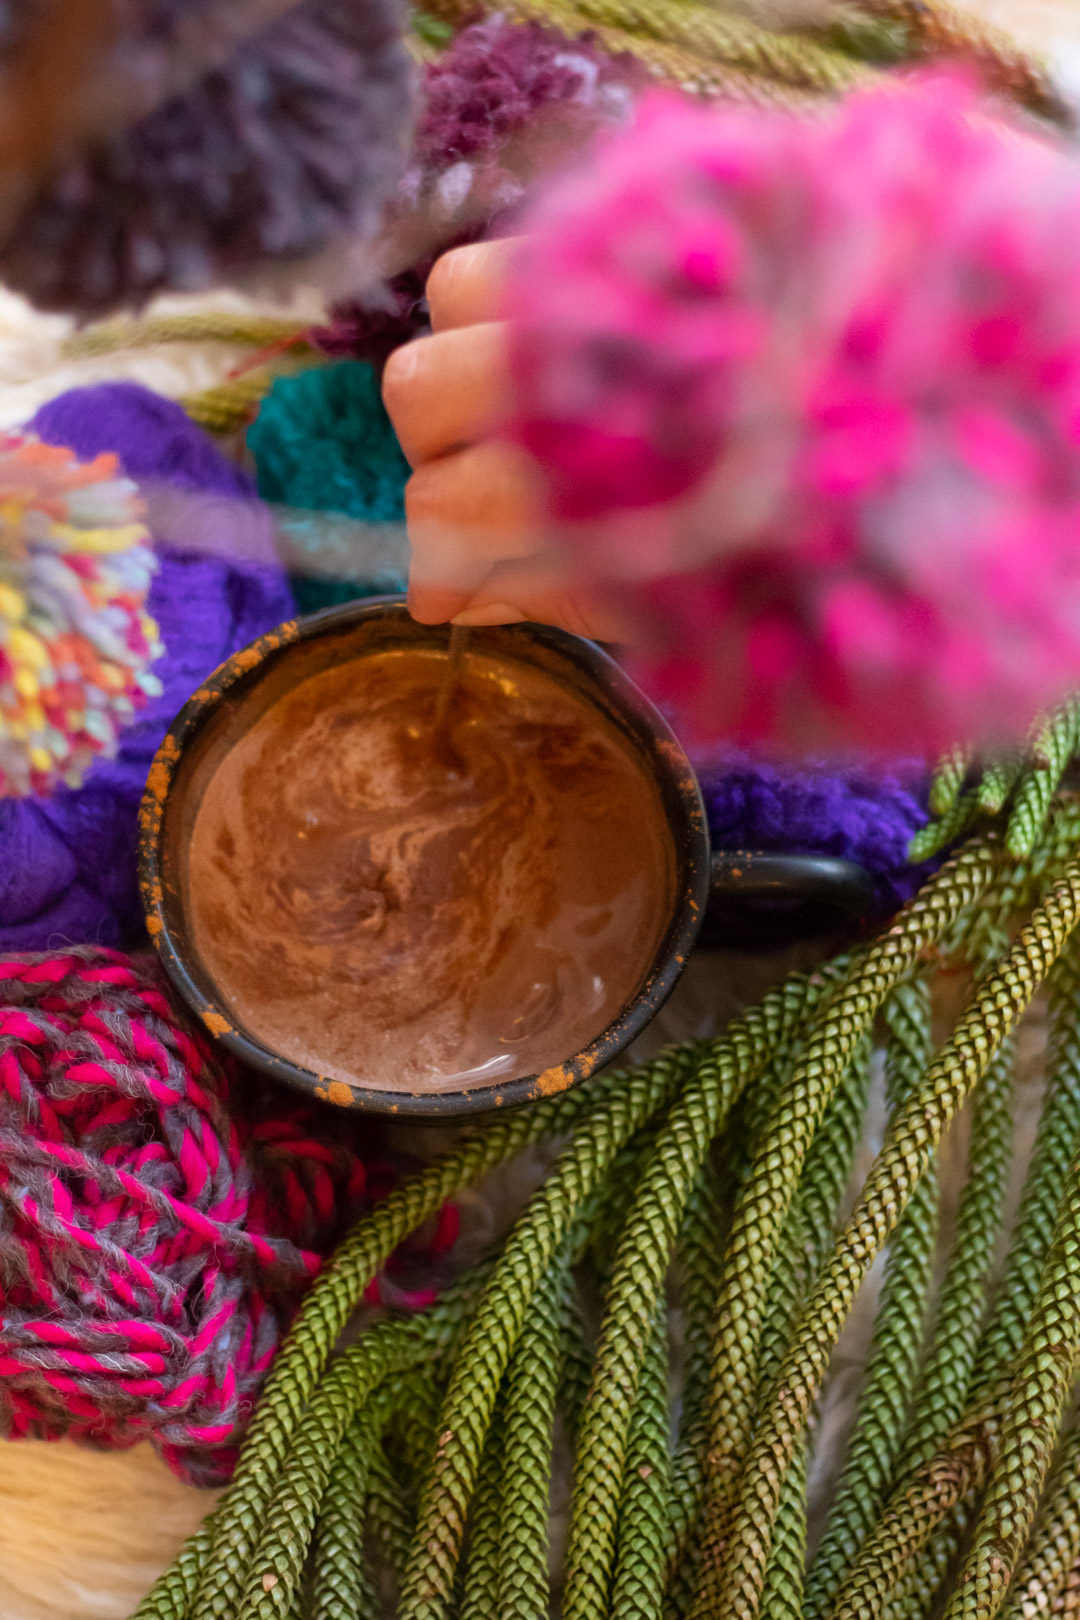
[0,434,162,796]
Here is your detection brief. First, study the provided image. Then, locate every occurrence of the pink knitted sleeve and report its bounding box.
[503,76,1080,756]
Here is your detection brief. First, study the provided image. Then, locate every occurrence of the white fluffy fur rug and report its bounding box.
[0,1441,215,1620]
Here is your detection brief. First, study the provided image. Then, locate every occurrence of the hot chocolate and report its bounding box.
[185,645,676,1093]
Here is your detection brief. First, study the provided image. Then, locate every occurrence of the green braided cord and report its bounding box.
[970,948,1080,1393]
[232,1266,493,1620]
[801,1032,875,1273]
[397,1042,701,1620]
[804,980,937,1620]
[852,0,1073,127]
[556,1273,595,1453]
[310,1403,387,1620]
[908,791,981,863]
[423,0,871,98]
[385,1371,446,1486]
[928,746,972,817]
[606,1305,671,1620]
[185,1049,687,1620]
[880,1500,969,1620]
[956,802,1080,970]
[897,1033,1016,1473]
[761,1440,808,1620]
[666,965,857,1620]
[825,945,1080,1619]
[236,1315,447,1619]
[831,1393,1004,1620]
[557,0,871,89]
[498,1251,572,1620]
[583,1116,672,1276]
[911,695,1080,867]
[561,1025,771,1620]
[561,963,854,1620]
[1062,1568,1080,1617]
[1006,700,1080,859]
[705,861,1080,1620]
[977,753,1024,816]
[458,1397,505,1620]
[364,1442,415,1589]
[689,841,996,1618]
[661,1165,730,1620]
[741,1035,865,1620]
[663,971,850,1620]
[236,1344,396,1618]
[999,1419,1080,1620]
[62,313,310,358]
[672,1157,727,1453]
[758,1035,873,1425]
[130,1513,220,1620]
[942,1158,1080,1620]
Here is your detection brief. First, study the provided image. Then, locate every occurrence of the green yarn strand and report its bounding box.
[1006,699,1080,859]
[689,841,996,1618]
[457,1398,505,1620]
[499,1252,572,1620]
[942,1162,1080,1620]
[898,1033,1016,1473]
[928,745,972,817]
[703,860,1080,1620]
[804,980,937,1620]
[397,1043,700,1620]
[999,1419,1080,1620]
[606,1305,672,1620]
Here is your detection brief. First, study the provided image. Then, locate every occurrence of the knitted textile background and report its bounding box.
[0,385,294,952]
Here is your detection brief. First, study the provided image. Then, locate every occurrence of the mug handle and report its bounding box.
[708,850,876,932]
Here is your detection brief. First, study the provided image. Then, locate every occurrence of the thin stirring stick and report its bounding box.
[435,624,469,724]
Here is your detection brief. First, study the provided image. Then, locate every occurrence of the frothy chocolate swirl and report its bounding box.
[186,646,676,1093]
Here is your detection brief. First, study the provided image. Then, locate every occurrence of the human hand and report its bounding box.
[382,240,626,642]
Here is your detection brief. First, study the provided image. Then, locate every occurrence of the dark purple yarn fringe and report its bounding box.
[0,0,412,314]
[313,16,643,365]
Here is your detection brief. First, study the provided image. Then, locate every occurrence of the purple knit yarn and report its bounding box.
[0,383,294,952]
[695,748,932,934]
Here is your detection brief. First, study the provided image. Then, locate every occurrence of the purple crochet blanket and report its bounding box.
[0,382,929,953]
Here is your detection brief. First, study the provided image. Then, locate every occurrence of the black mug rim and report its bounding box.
[138,598,711,1118]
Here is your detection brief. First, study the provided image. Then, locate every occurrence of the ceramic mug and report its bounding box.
[139,598,872,1117]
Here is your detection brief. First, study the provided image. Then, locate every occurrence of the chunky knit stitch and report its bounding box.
[0,947,455,1484]
[248,360,412,612]
[249,362,410,525]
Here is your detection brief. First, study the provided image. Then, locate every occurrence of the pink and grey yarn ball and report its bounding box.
[0,0,411,314]
[0,947,453,1484]
[506,75,1080,755]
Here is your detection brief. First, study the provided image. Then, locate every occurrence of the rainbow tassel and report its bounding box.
[0,435,162,797]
